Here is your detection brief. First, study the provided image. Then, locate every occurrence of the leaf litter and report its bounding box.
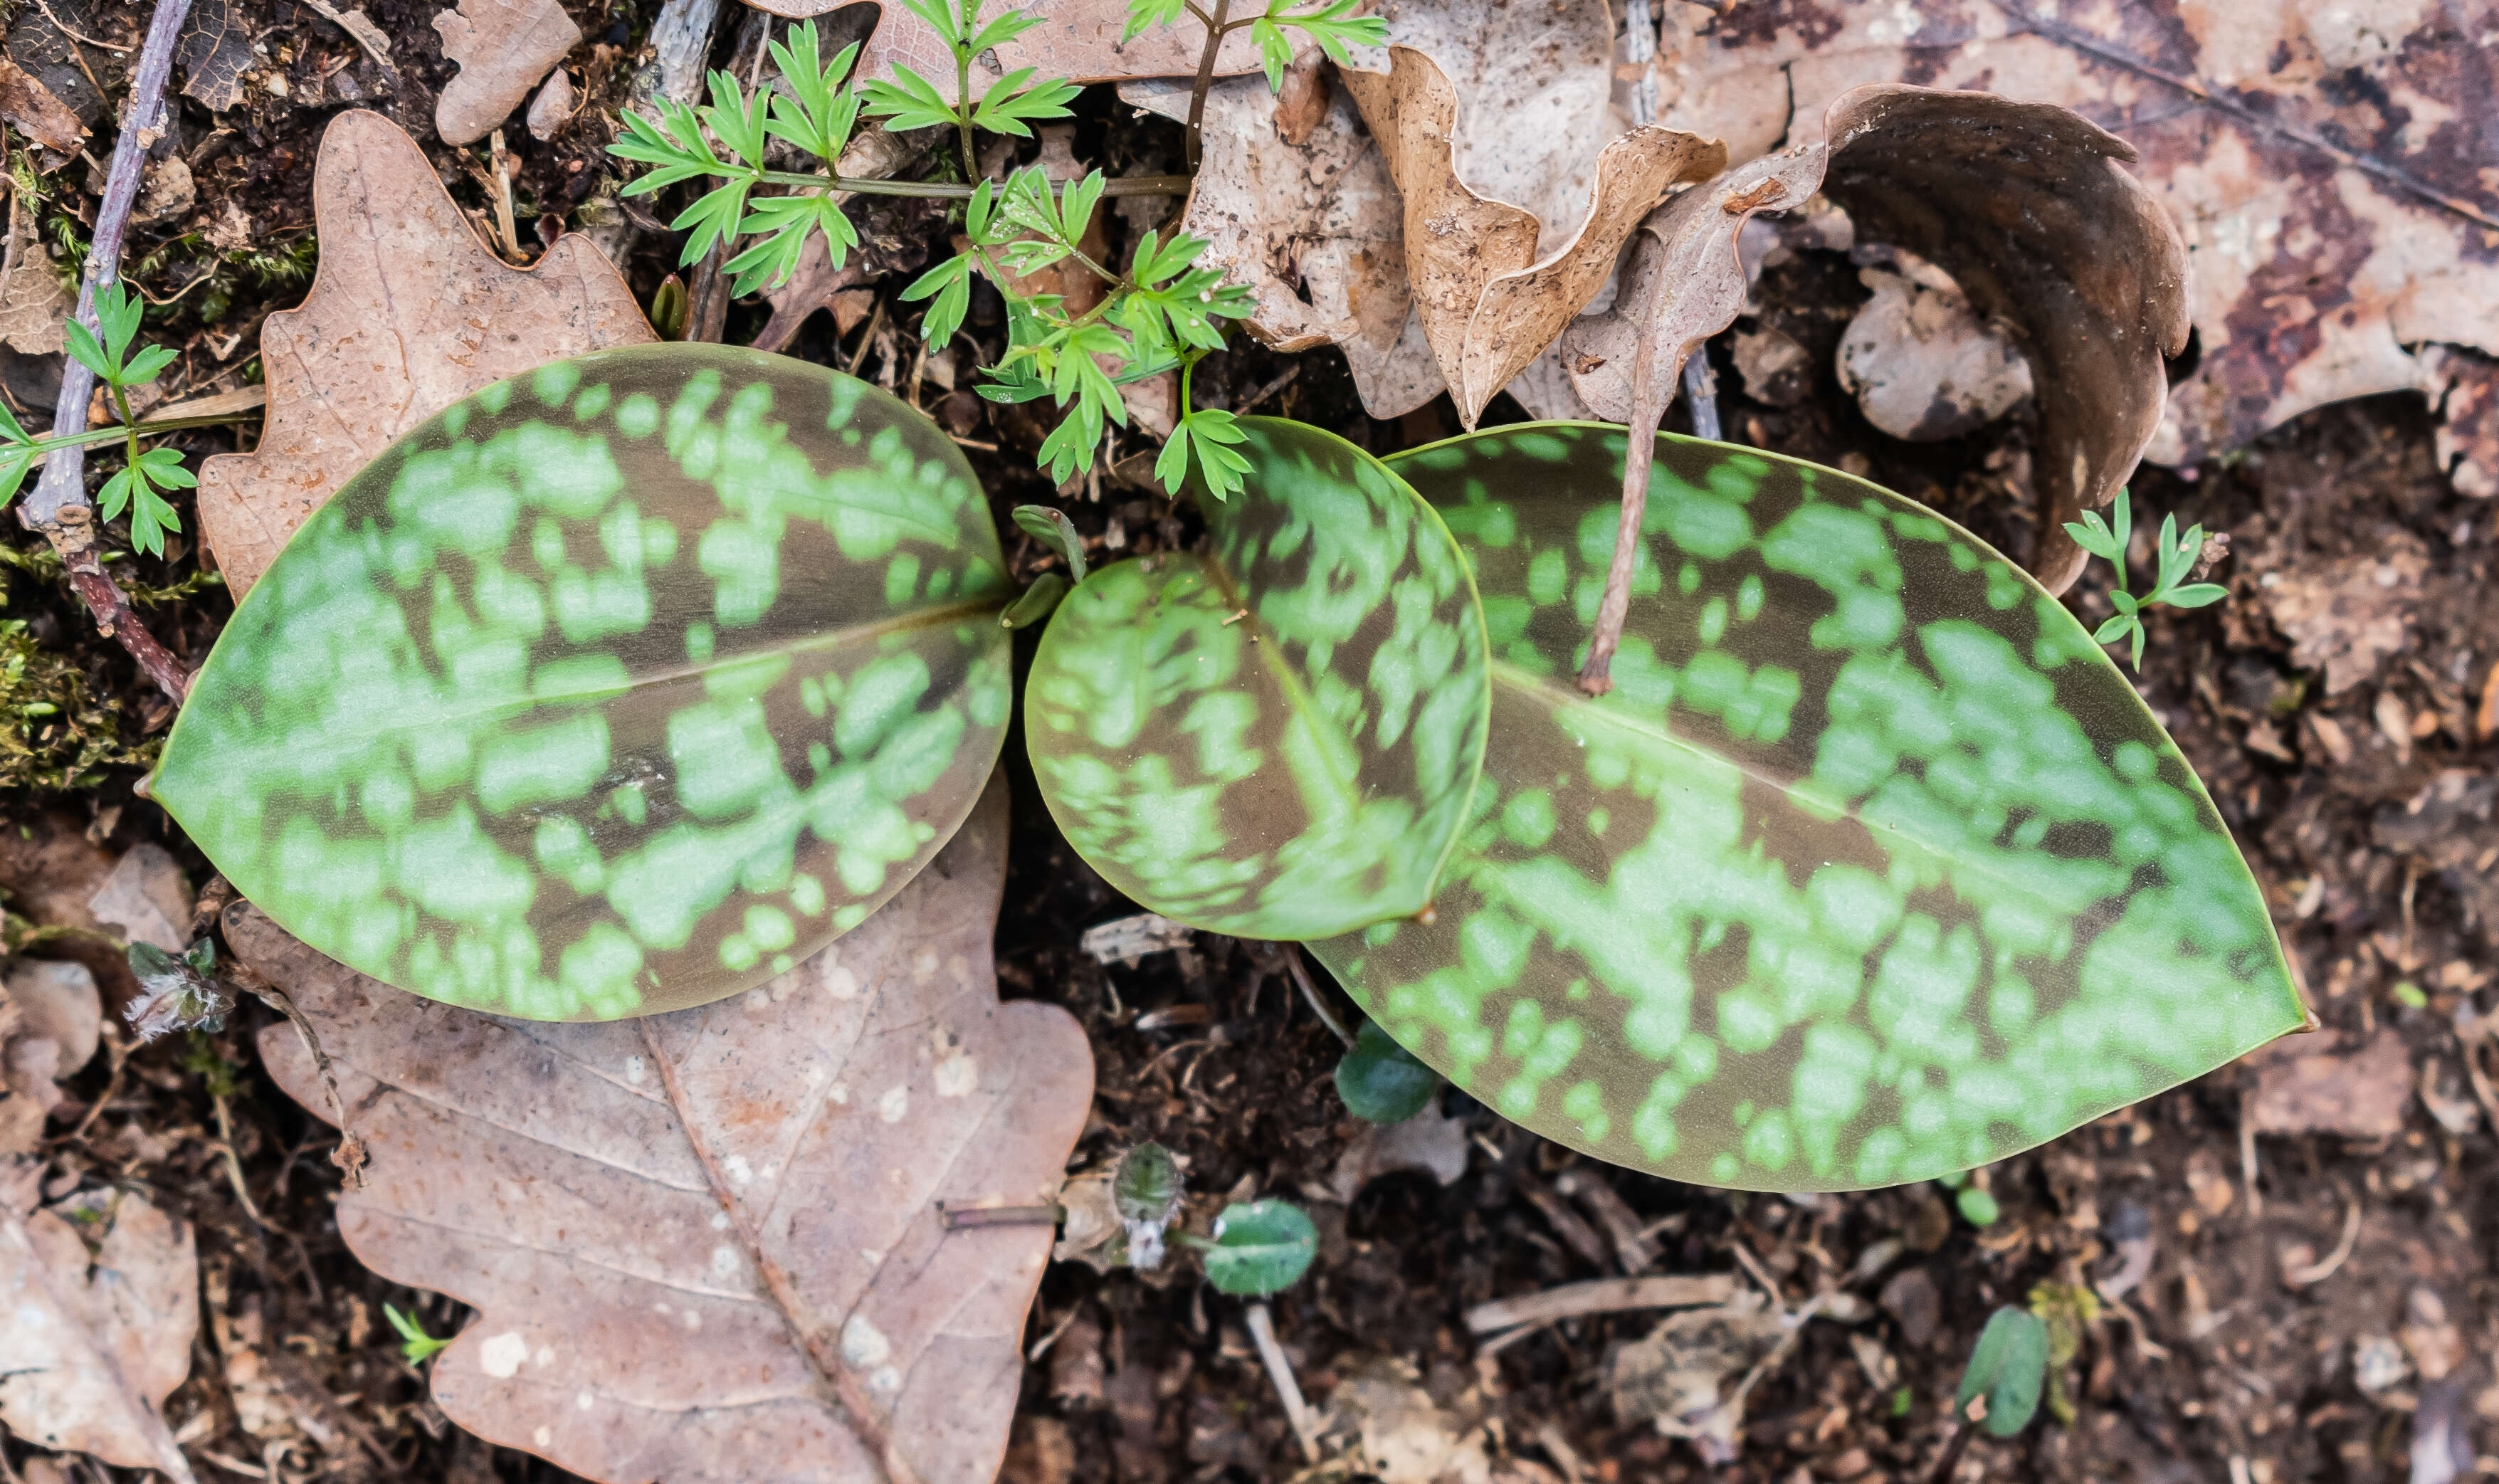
[230,777,1093,1484]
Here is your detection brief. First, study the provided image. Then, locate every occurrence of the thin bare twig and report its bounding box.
[1183,0,1233,170]
[1246,1300,1321,1463]
[16,0,196,703]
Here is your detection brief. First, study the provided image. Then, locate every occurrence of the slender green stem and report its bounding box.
[110,381,141,476]
[954,15,977,183]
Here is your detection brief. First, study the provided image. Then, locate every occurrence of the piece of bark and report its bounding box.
[195,110,652,598]
[433,0,582,147]
[233,775,1094,1484]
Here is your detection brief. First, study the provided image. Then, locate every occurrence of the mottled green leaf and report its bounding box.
[1957,1306,2049,1436]
[1027,419,1490,940]
[1310,423,2305,1190]
[1335,1019,1440,1124]
[1197,1199,1317,1295]
[155,343,1013,1020]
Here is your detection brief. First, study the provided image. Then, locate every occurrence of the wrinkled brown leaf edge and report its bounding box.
[1569,82,2190,693]
[196,110,654,599]
[1341,43,1725,430]
[228,776,1093,1484]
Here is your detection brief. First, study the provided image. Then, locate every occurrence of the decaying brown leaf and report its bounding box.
[1835,253,2033,441]
[2248,1028,2413,1137]
[433,0,582,147]
[175,0,254,113]
[761,0,1261,98]
[234,777,1093,1484]
[1125,74,1438,418]
[1,959,100,1156]
[1819,86,2190,594]
[0,57,83,154]
[1606,1294,1789,1465]
[1646,0,2499,495]
[0,1166,201,1483]
[0,199,71,354]
[1343,40,1722,426]
[196,110,653,598]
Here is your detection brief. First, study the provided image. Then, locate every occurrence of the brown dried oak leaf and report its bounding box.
[233,776,1093,1484]
[0,1166,201,1483]
[1343,18,1722,427]
[434,0,582,147]
[1647,0,2499,496]
[196,110,652,599]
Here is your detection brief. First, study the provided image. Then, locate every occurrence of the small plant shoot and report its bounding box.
[1189,1199,1319,1296]
[1336,1019,1441,1124]
[2061,489,2226,670]
[1113,1140,1187,1268]
[1955,1305,2051,1438]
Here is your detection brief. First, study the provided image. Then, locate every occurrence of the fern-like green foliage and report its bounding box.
[2,282,194,557]
[2061,489,2226,670]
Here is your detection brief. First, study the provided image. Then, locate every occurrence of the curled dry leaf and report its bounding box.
[196,110,653,598]
[0,56,83,152]
[1836,255,2033,441]
[1605,1294,1787,1466]
[1819,85,2189,594]
[766,0,1261,97]
[1123,75,1439,418]
[433,0,582,147]
[1343,41,1722,426]
[0,1171,202,1483]
[234,777,1093,1484]
[1648,0,2499,496]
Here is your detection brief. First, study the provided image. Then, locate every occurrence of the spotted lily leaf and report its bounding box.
[1026,419,1489,940]
[1310,424,2305,1190]
[154,344,1013,1020]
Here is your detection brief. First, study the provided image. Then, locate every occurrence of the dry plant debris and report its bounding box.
[231,779,1094,1484]
[1648,0,2499,495]
[195,109,653,598]
[1835,253,2032,441]
[1,960,100,1155]
[0,56,82,153]
[432,0,584,147]
[0,1163,202,1482]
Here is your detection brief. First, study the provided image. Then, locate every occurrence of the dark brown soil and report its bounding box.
[4,4,2493,1483]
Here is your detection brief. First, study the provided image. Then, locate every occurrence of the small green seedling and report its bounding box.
[1335,1019,1441,1125]
[1185,1199,1317,1297]
[1955,1305,2050,1438]
[384,1303,452,1366]
[2061,488,2226,670]
[1,280,196,555]
[1112,1140,1186,1269]
[2026,1281,2099,1426]
[125,937,231,1042]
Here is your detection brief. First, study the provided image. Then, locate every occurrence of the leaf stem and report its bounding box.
[749,169,1195,198]
[1184,0,1233,170]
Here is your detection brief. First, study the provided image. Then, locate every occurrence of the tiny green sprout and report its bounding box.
[1112,1140,1186,1269]
[2391,981,2427,1009]
[4,280,195,554]
[2061,488,2227,670]
[1955,1305,2050,1438]
[384,1303,452,1366]
[1012,504,1088,584]
[648,275,690,341]
[2026,1281,2100,1426]
[1335,1019,1439,1124]
[1890,1386,1914,1419]
[126,937,233,1042]
[1956,1186,2001,1226]
[1187,1198,1317,1296]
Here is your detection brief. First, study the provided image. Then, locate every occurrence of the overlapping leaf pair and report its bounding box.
[159,344,2305,1191]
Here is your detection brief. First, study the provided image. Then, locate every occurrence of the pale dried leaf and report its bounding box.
[196,110,653,598]
[0,57,83,153]
[0,1176,201,1482]
[2250,1029,2412,1137]
[1330,1103,1469,1203]
[433,0,582,147]
[526,68,574,141]
[1818,85,2190,594]
[85,842,190,954]
[2258,530,2430,694]
[1836,258,2033,440]
[176,0,254,112]
[4,959,101,1075]
[1123,75,1438,417]
[1605,1295,1785,1467]
[759,0,1262,97]
[1344,41,1721,426]
[0,204,70,355]
[234,777,1093,1484]
[1320,1357,1491,1484]
[1647,0,2499,493]
[1559,143,1829,434]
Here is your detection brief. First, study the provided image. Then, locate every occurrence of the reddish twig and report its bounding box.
[14,0,196,702]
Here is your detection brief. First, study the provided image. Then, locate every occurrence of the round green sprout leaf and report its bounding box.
[1956,1186,2001,1226]
[1113,1141,1184,1228]
[1199,1199,1317,1296]
[156,344,1013,1020]
[1956,1305,2050,1437]
[1310,424,2307,1190]
[1026,418,1490,940]
[1336,1019,1440,1124]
